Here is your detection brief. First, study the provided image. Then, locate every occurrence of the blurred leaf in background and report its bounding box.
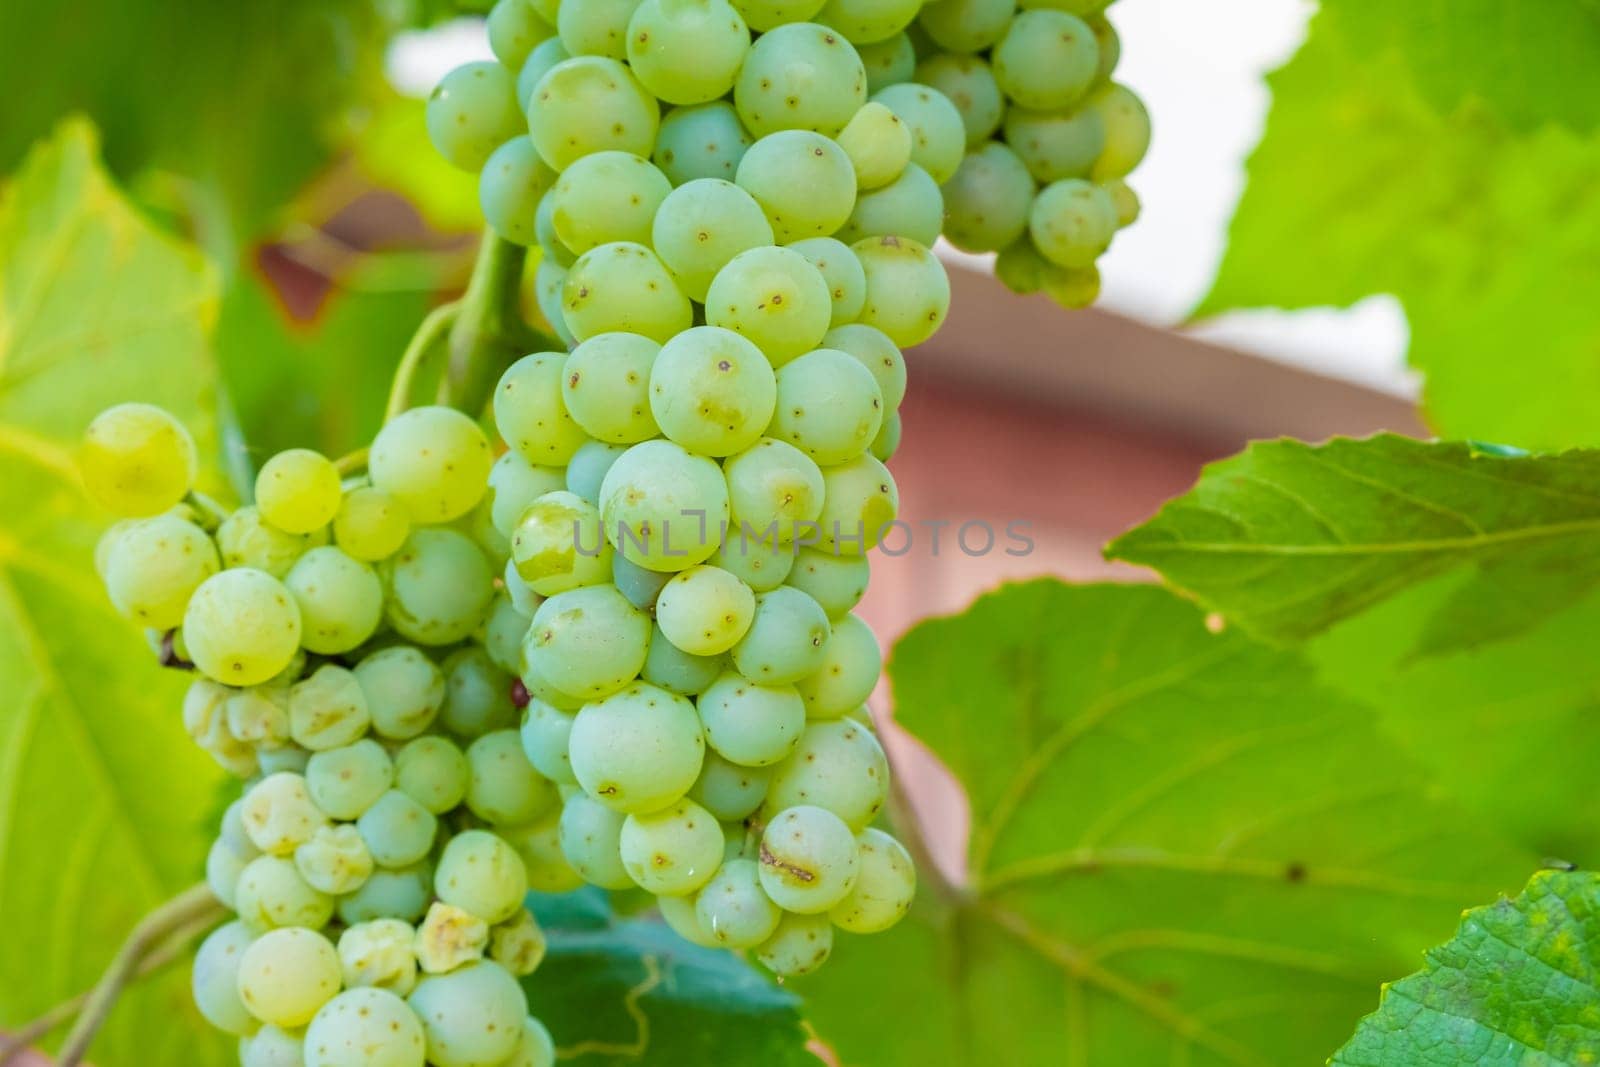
[1202,1,1600,451]
[0,121,230,1065]
[801,580,1535,1065]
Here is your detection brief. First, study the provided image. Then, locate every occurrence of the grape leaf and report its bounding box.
[524,889,817,1066]
[1106,435,1600,647]
[1200,3,1600,450]
[0,121,231,1064]
[1330,867,1600,1065]
[800,580,1537,1066]
[354,90,483,235]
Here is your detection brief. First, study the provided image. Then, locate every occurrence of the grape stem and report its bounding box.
[439,232,556,416]
[333,447,369,478]
[53,884,225,1067]
[385,302,461,422]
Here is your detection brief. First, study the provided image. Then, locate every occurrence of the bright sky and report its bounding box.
[389,0,1417,397]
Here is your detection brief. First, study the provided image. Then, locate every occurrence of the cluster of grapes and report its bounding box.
[914,0,1149,307]
[83,402,556,1067]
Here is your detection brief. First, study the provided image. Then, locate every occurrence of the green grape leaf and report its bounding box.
[1201,3,1600,450]
[0,121,230,1064]
[354,90,483,235]
[1106,435,1600,647]
[799,580,1537,1066]
[1330,867,1600,1065]
[524,889,817,1065]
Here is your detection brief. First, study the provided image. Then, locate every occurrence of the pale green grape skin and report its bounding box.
[838,161,943,247]
[1089,82,1151,180]
[558,791,635,888]
[483,592,533,675]
[1040,260,1101,308]
[818,0,921,44]
[284,547,382,655]
[724,438,825,544]
[598,440,730,571]
[942,140,1036,252]
[1029,177,1117,268]
[764,717,888,828]
[357,789,438,868]
[504,1017,557,1067]
[236,855,335,931]
[306,739,394,820]
[217,506,324,578]
[711,530,795,592]
[382,528,495,646]
[652,180,774,302]
[226,686,290,748]
[822,323,907,410]
[489,0,553,71]
[688,750,772,821]
[510,490,613,596]
[816,452,899,555]
[658,892,720,947]
[503,812,586,893]
[754,911,834,976]
[441,646,518,738]
[1004,105,1106,182]
[520,698,578,783]
[735,22,867,138]
[369,406,493,523]
[355,646,445,740]
[785,547,868,618]
[704,246,835,367]
[731,585,832,684]
[566,441,628,507]
[794,611,882,718]
[562,333,661,444]
[829,827,915,932]
[786,237,866,327]
[185,677,260,778]
[466,728,558,826]
[184,568,302,686]
[522,657,585,711]
[733,131,857,244]
[518,37,572,110]
[1104,178,1140,228]
[481,136,555,246]
[488,451,568,541]
[653,101,753,185]
[524,584,650,699]
[535,194,575,268]
[620,798,725,893]
[237,927,342,1028]
[240,772,330,849]
[192,921,258,1036]
[871,410,901,461]
[407,961,527,1067]
[256,449,342,534]
[394,735,470,814]
[730,0,825,30]
[856,32,915,93]
[757,804,860,912]
[428,62,525,171]
[295,824,375,896]
[835,102,910,191]
[698,671,806,766]
[549,151,671,253]
[334,486,410,562]
[528,56,659,171]
[536,258,576,347]
[103,513,218,628]
[435,828,530,924]
[489,909,545,979]
[656,565,757,655]
[771,348,883,467]
[994,237,1050,294]
[504,559,544,619]
[870,82,965,184]
[612,551,672,611]
[495,352,589,467]
[993,10,1099,111]
[304,987,426,1067]
[649,326,777,457]
[627,0,750,105]
[1089,13,1120,84]
[417,912,486,976]
[557,0,640,59]
[569,682,705,813]
[337,863,432,926]
[694,857,781,947]
[80,402,197,517]
[852,235,950,347]
[239,1024,304,1067]
[207,834,252,908]
[640,621,726,695]
[563,242,693,344]
[917,0,1013,52]
[915,52,1004,146]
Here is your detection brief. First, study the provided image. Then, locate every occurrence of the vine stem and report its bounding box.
[440,233,555,416]
[54,884,225,1067]
[333,447,369,478]
[384,302,460,422]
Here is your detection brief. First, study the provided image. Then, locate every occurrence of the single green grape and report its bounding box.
[481,136,555,246]
[993,10,1100,110]
[427,62,525,171]
[466,728,558,826]
[994,236,1050,294]
[488,0,554,70]
[566,441,628,506]
[659,891,720,947]
[914,52,1004,146]
[786,237,866,326]
[688,750,772,821]
[528,56,659,170]
[856,31,915,93]
[517,37,572,109]
[549,151,671,253]
[794,611,882,717]
[483,591,533,675]
[1089,12,1120,84]
[829,827,915,931]
[653,101,753,185]
[487,451,567,542]
[1041,261,1102,308]
[784,547,868,618]
[640,620,726,695]
[338,919,418,995]
[256,449,341,534]
[652,179,774,302]
[235,855,334,931]
[730,585,831,684]
[563,242,693,344]
[354,646,445,740]
[569,682,705,812]
[734,22,867,137]
[241,1024,305,1067]
[612,552,672,611]
[835,102,911,191]
[757,804,860,912]
[503,1017,557,1067]
[206,835,251,909]
[337,862,432,926]
[192,921,257,1036]
[536,258,576,346]
[754,911,834,976]
[294,824,375,896]
[655,565,758,656]
[822,323,907,410]
[1004,104,1106,182]
[102,513,219,628]
[502,812,586,893]
[1104,177,1140,227]
[1089,82,1151,180]
[871,409,901,460]
[524,584,650,699]
[1029,177,1117,267]
[80,402,197,517]
[772,348,884,466]
[494,352,588,467]
[440,646,518,738]
[942,140,1036,252]
[218,505,324,578]
[695,857,782,948]
[724,437,825,544]
[488,909,547,976]
[734,131,857,244]
[917,0,1013,52]
[356,789,438,868]
[225,687,290,750]
[406,961,527,1067]
[557,0,640,59]
[520,698,578,784]
[627,0,750,105]
[871,82,965,184]
[306,738,394,820]
[852,235,949,347]
[698,671,806,766]
[284,546,382,655]
[558,791,635,888]
[435,829,529,924]
[620,799,726,897]
[704,245,835,366]
[649,326,777,457]
[712,529,797,592]
[369,406,493,523]
[818,0,921,44]
[730,0,826,31]
[764,717,888,829]
[510,490,613,596]
[598,440,729,571]
[561,333,660,444]
[184,568,302,686]
[382,528,495,646]
[816,451,899,554]
[304,986,427,1067]
[838,161,943,247]
[333,486,410,562]
[394,735,470,814]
